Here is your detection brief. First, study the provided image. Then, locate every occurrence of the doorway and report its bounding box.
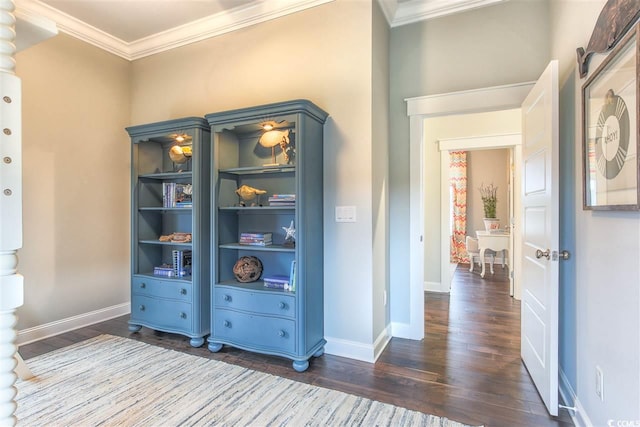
[437,133,521,297]
[400,81,534,341]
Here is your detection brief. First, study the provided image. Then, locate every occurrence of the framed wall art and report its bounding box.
[582,22,640,210]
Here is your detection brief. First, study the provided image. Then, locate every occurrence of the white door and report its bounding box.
[520,60,559,416]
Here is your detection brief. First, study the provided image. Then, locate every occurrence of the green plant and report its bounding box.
[479,183,498,218]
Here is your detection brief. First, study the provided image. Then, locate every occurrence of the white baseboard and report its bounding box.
[17,302,131,346]
[424,281,444,292]
[325,326,391,363]
[391,321,423,340]
[559,368,592,427]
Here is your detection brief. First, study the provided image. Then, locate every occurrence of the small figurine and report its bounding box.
[282,220,295,247]
[235,184,267,206]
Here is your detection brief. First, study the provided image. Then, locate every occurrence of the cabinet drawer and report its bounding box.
[215,286,295,318]
[214,309,295,354]
[132,276,192,302]
[131,295,192,332]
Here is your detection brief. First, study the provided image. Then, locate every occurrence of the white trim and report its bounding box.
[424,281,443,292]
[15,0,334,61]
[378,0,507,28]
[559,369,593,427]
[406,82,535,117]
[405,82,534,342]
[390,0,506,28]
[373,325,392,361]
[17,302,131,346]
[325,326,391,363]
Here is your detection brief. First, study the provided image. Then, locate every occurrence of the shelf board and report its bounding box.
[219,243,295,252]
[139,207,192,212]
[134,273,192,282]
[139,171,193,180]
[219,165,295,175]
[217,280,295,294]
[219,206,295,211]
[139,240,193,247]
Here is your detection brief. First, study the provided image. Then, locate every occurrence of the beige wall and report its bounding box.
[16,34,131,329]
[14,0,382,359]
[130,0,378,347]
[466,149,510,235]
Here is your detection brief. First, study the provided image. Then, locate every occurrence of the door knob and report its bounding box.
[535,249,550,260]
[559,250,570,260]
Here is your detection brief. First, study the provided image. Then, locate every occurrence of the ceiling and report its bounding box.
[15,0,507,61]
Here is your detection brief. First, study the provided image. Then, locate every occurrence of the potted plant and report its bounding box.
[479,183,499,231]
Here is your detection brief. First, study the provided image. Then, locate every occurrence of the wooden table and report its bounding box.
[476,231,510,278]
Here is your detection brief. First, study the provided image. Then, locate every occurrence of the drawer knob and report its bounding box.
[140,282,146,289]
[279,302,287,309]
[223,320,231,328]
[224,294,232,302]
[180,288,187,295]
[139,305,145,312]
[180,312,187,319]
[278,329,286,337]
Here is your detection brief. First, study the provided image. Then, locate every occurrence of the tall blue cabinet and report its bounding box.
[127,117,211,347]
[205,100,327,371]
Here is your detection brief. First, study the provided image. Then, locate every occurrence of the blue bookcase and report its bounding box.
[126,117,211,347]
[205,100,327,371]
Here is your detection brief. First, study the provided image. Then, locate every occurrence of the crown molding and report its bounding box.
[379,0,508,28]
[15,0,334,61]
[15,6,58,52]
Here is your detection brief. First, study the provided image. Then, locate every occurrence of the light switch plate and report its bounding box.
[335,206,356,222]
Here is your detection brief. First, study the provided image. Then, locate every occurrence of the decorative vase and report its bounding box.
[483,218,500,232]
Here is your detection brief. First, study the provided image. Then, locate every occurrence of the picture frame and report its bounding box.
[582,22,640,210]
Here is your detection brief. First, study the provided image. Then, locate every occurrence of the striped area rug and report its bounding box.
[16,335,475,426]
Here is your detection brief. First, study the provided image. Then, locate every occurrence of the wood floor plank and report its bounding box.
[19,264,573,426]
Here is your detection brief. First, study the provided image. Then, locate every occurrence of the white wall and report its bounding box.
[389,0,550,323]
[550,1,640,424]
[372,0,391,348]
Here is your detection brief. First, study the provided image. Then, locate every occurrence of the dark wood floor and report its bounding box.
[19,264,573,427]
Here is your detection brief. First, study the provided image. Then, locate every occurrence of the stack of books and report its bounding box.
[162,183,193,208]
[239,232,272,246]
[263,275,290,289]
[268,194,295,207]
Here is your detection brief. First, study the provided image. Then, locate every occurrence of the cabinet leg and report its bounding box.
[190,337,205,348]
[208,342,223,353]
[293,359,309,372]
[128,324,142,333]
[313,347,325,358]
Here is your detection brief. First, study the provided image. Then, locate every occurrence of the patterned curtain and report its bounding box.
[449,151,468,263]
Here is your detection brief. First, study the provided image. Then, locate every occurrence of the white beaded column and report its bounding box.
[0,0,23,425]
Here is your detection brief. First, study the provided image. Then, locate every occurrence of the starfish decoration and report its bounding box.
[282,220,296,245]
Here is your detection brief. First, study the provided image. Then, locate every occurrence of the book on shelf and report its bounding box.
[263,274,291,290]
[268,194,295,207]
[153,264,175,277]
[289,260,296,292]
[172,249,192,277]
[239,232,272,246]
[163,182,193,208]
